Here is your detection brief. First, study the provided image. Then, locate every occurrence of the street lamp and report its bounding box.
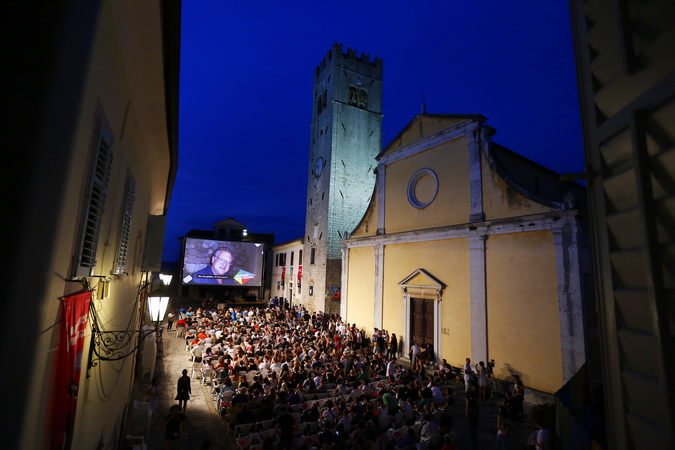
[147,285,171,352]
[158,273,173,285]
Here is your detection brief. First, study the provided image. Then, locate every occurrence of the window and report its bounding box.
[279,252,287,266]
[73,114,114,277]
[290,251,294,266]
[112,174,135,275]
[310,248,316,265]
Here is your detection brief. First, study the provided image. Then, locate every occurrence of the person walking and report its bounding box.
[147,376,161,415]
[175,369,191,413]
[409,341,422,370]
[166,310,175,330]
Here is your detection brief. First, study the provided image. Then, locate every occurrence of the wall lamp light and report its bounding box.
[87,274,173,374]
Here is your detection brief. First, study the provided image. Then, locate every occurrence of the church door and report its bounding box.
[410,298,434,347]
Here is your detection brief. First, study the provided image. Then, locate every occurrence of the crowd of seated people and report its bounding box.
[175,302,458,450]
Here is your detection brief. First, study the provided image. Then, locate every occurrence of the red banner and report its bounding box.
[49,291,92,450]
[281,266,286,286]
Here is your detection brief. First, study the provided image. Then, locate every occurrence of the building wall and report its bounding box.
[384,137,471,233]
[379,239,471,366]
[569,1,675,445]
[481,155,554,221]
[486,231,563,393]
[343,114,588,395]
[270,239,304,307]
[344,246,376,330]
[14,1,177,448]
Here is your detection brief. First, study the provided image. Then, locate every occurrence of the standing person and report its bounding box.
[147,376,161,415]
[377,330,386,355]
[175,369,191,413]
[532,419,551,449]
[388,333,398,359]
[275,406,296,450]
[463,358,474,394]
[496,423,517,450]
[166,310,175,330]
[162,404,188,450]
[512,375,525,421]
[475,361,488,400]
[465,391,479,448]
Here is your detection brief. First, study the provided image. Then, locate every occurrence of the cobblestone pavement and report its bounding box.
[125,325,232,449]
[125,322,539,450]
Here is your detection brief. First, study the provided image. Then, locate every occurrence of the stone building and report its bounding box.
[5,1,181,448]
[270,238,305,307]
[341,114,591,396]
[301,43,383,314]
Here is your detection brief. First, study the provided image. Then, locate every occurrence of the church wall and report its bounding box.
[481,155,554,221]
[486,230,564,393]
[380,239,471,367]
[345,246,376,331]
[350,185,378,238]
[385,136,471,233]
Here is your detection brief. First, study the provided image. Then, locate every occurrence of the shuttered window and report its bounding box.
[113,174,135,275]
[74,116,113,277]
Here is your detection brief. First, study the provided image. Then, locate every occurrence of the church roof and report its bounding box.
[486,143,587,210]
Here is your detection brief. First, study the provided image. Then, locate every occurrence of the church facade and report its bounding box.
[341,114,591,395]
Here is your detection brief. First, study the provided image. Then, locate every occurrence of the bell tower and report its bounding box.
[301,43,383,314]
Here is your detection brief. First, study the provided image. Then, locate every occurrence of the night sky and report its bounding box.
[163,1,584,262]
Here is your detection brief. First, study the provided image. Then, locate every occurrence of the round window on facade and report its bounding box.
[407,168,439,208]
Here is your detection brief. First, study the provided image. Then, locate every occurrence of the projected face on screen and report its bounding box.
[181,238,264,287]
[211,249,233,275]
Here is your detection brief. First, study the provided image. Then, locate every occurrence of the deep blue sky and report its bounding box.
[163,1,584,262]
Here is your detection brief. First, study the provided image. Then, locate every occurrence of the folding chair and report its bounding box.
[234,422,257,439]
[235,433,259,449]
[257,418,276,432]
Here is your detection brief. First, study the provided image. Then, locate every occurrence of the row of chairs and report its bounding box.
[235,431,322,450]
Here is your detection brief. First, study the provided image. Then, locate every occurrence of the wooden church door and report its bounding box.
[411,298,434,347]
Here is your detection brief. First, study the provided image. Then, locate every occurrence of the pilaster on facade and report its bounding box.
[340,246,349,319]
[468,232,488,365]
[377,165,386,235]
[373,243,384,329]
[468,125,485,222]
[551,217,586,382]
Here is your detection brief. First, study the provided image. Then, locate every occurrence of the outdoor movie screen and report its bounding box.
[181,238,265,287]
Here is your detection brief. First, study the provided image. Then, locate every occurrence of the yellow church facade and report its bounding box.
[341,114,590,396]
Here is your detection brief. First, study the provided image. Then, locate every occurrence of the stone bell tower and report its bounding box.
[301,43,383,314]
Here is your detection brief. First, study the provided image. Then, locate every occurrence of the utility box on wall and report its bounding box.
[141,215,166,272]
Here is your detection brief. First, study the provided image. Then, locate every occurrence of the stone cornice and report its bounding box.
[343,209,584,249]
